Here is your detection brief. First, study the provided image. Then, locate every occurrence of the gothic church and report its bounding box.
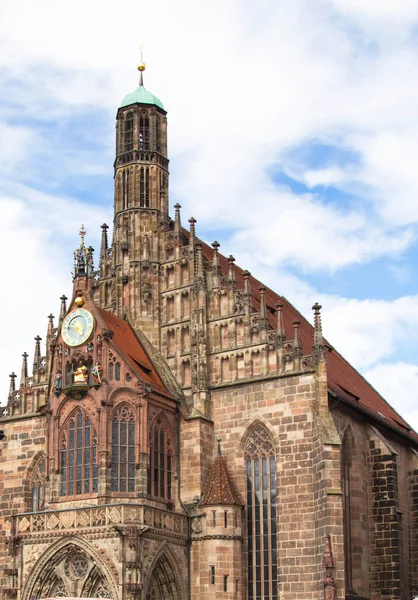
[0,64,417,600]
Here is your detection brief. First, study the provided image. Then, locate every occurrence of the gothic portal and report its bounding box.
[0,63,418,600]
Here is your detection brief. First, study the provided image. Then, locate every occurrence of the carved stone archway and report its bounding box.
[144,551,184,600]
[23,538,118,600]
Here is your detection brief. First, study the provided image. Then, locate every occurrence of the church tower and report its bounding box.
[98,62,169,347]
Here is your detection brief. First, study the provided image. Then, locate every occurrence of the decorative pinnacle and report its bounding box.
[292,318,302,357]
[137,52,146,86]
[59,294,68,326]
[312,302,326,363]
[259,285,267,320]
[174,203,181,236]
[217,431,222,457]
[228,255,236,283]
[20,352,28,386]
[9,372,16,396]
[100,223,109,261]
[276,301,285,343]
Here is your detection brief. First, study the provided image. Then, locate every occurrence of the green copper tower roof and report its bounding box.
[120,84,164,110]
[120,63,164,110]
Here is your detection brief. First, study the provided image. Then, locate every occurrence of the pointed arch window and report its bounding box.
[147,418,172,501]
[140,167,150,208]
[245,424,278,600]
[112,404,135,492]
[60,409,98,497]
[30,455,46,512]
[342,435,353,592]
[139,114,150,150]
[122,169,130,209]
[125,112,134,152]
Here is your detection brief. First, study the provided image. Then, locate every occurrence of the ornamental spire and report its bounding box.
[138,53,146,87]
[276,302,285,345]
[33,336,41,373]
[100,223,109,263]
[20,352,28,387]
[174,204,182,237]
[73,224,94,279]
[312,302,326,363]
[8,372,16,401]
[59,294,68,327]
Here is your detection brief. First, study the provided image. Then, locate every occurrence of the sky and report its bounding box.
[1,0,418,431]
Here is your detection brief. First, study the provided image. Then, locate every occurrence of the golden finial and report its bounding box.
[137,47,146,77]
[79,224,86,244]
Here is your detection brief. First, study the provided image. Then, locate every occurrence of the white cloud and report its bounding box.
[364,362,418,432]
[1,0,418,436]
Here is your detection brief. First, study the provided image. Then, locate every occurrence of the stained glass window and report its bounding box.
[111,405,135,492]
[148,418,172,501]
[245,424,277,600]
[60,410,98,497]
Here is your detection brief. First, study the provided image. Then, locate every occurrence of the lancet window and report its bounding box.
[245,424,278,600]
[140,167,150,207]
[30,455,46,512]
[147,417,172,501]
[122,169,130,209]
[111,404,135,492]
[125,112,134,152]
[60,409,98,497]
[139,114,150,150]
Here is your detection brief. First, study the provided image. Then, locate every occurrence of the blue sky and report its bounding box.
[2,0,418,430]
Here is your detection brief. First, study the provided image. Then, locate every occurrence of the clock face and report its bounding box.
[62,308,94,347]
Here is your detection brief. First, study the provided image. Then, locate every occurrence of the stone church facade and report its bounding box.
[0,66,417,600]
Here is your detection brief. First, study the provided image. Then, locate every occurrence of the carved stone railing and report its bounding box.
[14,503,188,538]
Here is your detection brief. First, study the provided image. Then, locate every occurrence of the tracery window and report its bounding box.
[31,455,46,512]
[111,404,135,492]
[140,167,150,207]
[139,114,150,150]
[60,409,98,497]
[147,418,172,500]
[245,424,278,600]
[122,169,130,209]
[125,112,134,152]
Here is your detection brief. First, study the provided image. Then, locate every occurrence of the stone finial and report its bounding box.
[292,318,302,358]
[276,302,285,345]
[227,255,236,284]
[59,295,68,327]
[8,372,16,399]
[259,285,267,320]
[174,203,182,237]
[188,217,196,255]
[312,302,326,363]
[100,223,109,262]
[20,352,28,387]
[33,336,42,373]
[195,242,204,279]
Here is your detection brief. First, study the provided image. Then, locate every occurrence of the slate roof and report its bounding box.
[199,445,244,507]
[188,233,418,444]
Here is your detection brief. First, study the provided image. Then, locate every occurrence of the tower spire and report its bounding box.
[138,57,146,87]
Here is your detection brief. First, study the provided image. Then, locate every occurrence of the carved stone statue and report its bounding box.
[73,363,88,384]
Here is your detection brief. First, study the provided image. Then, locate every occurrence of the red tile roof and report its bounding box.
[97,308,174,399]
[188,232,418,443]
[199,446,244,507]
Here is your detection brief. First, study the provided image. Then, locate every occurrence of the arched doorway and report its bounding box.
[144,552,183,600]
[24,540,116,600]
